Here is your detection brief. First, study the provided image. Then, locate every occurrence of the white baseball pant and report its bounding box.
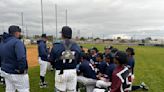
[96,80,111,88]
[0,67,1,76]
[77,76,97,92]
[39,57,48,77]
[93,88,105,92]
[55,69,77,92]
[1,70,30,92]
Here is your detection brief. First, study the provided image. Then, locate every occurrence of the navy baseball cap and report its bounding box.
[41,34,47,38]
[105,53,113,59]
[126,47,135,55]
[8,25,21,34]
[114,51,128,64]
[61,26,72,38]
[111,48,118,54]
[104,45,113,50]
[97,53,103,59]
[91,47,98,52]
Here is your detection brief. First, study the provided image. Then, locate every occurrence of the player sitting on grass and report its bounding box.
[95,53,116,90]
[96,53,107,75]
[103,45,113,57]
[77,53,97,92]
[110,48,118,58]
[89,47,99,70]
[126,47,149,91]
[93,51,132,92]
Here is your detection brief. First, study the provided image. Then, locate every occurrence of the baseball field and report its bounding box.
[0,44,164,92]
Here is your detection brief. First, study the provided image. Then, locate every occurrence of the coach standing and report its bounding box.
[37,34,48,88]
[1,25,29,92]
[0,34,4,85]
[50,26,81,92]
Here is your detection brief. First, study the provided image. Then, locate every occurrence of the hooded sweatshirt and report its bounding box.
[1,32,28,74]
[37,39,48,61]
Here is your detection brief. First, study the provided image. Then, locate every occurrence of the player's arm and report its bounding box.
[15,40,27,73]
[75,44,82,64]
[39,42,48,59]
[77,64,85,76]
[49,44,58,61]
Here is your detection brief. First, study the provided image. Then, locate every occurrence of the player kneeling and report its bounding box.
[93,51,132,92]
[95,53,116,91]
[77,53,97,92]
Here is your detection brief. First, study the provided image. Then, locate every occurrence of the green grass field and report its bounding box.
[0,44,164,92]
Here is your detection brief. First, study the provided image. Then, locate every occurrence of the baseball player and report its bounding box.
[37,34,49,88]
[94,51,132,92]
[103,45,113,56]
[126,47,149,91]
[80,46,85,53]
[89,47,98,64]
[0,25,29,92]
[96,53,107,75]
[110,48,118,57]
[0,34,5,85]
[89,47,99,73]
[77,53,97,92]
[49,26,81,92]
[95,54,116,89]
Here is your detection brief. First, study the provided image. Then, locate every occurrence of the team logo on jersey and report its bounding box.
[61,50,75,63]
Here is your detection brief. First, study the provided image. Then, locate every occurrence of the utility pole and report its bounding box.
[103,34,105,43]
[78,30,80,38]
[21,12,25,43]
[66,9,67,26]
[21,12,24,34]
[26,25,28,39]
[41,0,44,34]
[55,4,58,40]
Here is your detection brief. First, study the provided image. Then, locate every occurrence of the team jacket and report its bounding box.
[0,42,2,67]
[49,39,81,70]
[78,60,97,79]
[1,33,28,74]
[110,65,132,92]
[127,56,135,74]
[105,62,116,81]
[37,40,48,61]
[98,61,107,74]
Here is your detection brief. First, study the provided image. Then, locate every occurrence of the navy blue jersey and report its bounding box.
[89,55,98,65]
[78,60,97,79]
[127,56,135,74]
[98,61,107,74]
[105,63,116,81]
[0,42,2,67]
[1,33,28,74]
[50,39,81,70]
[37,40,48,61]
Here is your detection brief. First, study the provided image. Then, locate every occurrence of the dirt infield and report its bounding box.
[26,45,39,67]
[26,45,89,67]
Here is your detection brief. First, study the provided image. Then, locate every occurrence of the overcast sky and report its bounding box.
[0,0,164,39]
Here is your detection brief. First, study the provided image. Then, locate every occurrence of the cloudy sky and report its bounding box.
[0,0,164,39]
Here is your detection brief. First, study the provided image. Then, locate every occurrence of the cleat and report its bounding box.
[140,82,149,91]
[40,81,48,88]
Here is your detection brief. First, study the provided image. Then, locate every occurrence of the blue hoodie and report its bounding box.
[37,40,48,61]
[50,39,81,70]
[78,60,97,79]
[127,56,135,74]
[0,42,2,67]
[1,33,28,74]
